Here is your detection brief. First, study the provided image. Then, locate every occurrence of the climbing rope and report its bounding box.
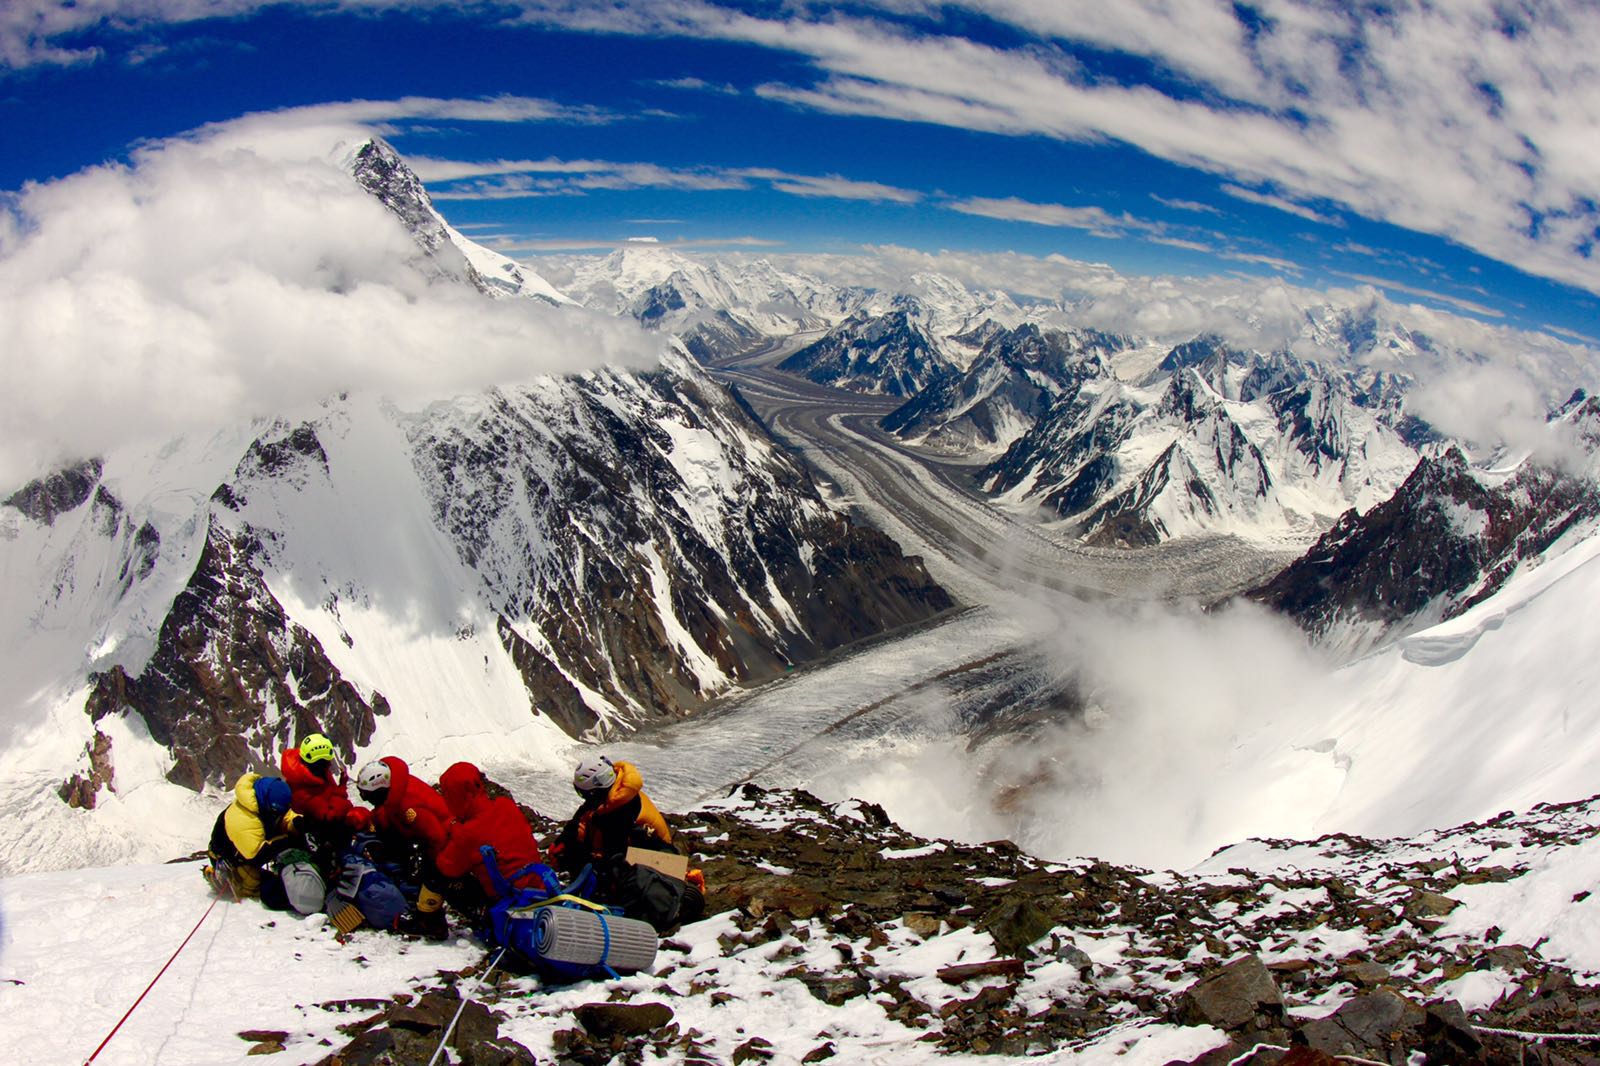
[83,896,221,1065]
[427,946,508,1066]
[1474,1023,1600,1044]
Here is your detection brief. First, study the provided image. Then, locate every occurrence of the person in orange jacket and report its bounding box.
[280,732,369,838]
[549,756,705,928]
[547,755,671,875]
[356,755,452,939]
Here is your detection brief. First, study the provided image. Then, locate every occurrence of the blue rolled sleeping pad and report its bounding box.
[479,846,655,981]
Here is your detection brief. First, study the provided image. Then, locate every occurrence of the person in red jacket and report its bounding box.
[356,756,450,853]
[280,733,369,837]
[357,755,452,939]
[433,762,543,919]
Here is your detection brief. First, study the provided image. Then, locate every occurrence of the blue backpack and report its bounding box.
[480,847,642,982]
[328,833,408,931]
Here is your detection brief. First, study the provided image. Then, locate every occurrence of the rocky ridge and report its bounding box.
[1247,393,1600,653]
[300,785,1600,1066]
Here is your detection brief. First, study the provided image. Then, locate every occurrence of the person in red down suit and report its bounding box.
[280,732,369,838]
[433,762,544,920]
[356,755,452,939]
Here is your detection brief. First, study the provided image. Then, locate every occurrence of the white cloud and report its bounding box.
[511,0,1600,296]
[1151,195,1223,216]
[1408,362,1582,464]
[1331,271,1504,319]
[16,3,1599,292]
[947,195,1157,238]
[1221,183,1343,226]
[0,103,664,490]
[417,155,924,203]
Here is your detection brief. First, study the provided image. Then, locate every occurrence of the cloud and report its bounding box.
[16,3,1600,294]
[1331,271,1505,319]
[734,167,922,204]
[417,155,924,204]
[1221,184,1343,226]
[1407,362,1586,465]
[1151,195,1222,216]
[0,103,664,490]
[947,195,1162,238]
[502,0,1600,297]
[651,76,739,95]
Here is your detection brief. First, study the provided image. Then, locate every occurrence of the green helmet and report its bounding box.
[299,733,335,765]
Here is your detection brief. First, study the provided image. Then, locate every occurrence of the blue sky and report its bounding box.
[4,1,1599,342]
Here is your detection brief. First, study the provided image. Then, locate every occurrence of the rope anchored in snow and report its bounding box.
[83,896,221,1065]
[427,946,508,1066]
[1474,1024,1600,1044]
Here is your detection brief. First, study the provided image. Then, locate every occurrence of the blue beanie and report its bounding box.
[254,776,292,821]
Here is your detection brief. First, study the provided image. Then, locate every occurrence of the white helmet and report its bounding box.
[357,761,391,794]
[573,755,616,794]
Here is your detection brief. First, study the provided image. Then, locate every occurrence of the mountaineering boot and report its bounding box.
[397,885,448,940]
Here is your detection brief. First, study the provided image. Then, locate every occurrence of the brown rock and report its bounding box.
[1177,955,1284,1031]
[937,959,1026,984]
[574,1001,675,1038]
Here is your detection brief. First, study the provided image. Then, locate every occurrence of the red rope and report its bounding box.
[83,896,220,1065]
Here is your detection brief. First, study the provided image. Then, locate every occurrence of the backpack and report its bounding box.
[480,847,656,981]
[326,835,407,931]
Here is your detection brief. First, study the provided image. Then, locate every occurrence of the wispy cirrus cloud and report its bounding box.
[10,1,1600,298]
[1221,184,1343,226]
[1331,271,1505,319]
[416,155,925,204]
[947,195,1161,239]
[1151,195,1223,217]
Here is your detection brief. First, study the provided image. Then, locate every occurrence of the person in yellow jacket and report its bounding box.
[206,772,321,913]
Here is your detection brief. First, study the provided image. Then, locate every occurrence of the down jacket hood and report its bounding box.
[439,762,488,821]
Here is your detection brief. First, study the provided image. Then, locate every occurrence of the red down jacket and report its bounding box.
[368,755,450,855]
[434,762,542,897]
[280,747,367,828]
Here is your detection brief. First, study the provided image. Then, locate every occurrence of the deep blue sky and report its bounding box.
[5,2,1598,342]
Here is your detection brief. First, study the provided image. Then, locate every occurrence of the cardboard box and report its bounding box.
[627,846,688,881]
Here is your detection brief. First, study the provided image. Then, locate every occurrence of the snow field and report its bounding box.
[0,861,476,1066]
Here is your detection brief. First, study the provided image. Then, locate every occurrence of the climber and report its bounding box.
[432,761,544,921]
[206,771,323,915]
[549,755,672,871]
[280,732,369,840]
[356,755,452,939]
[548,755,704,929]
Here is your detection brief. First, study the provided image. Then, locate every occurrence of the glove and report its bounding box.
[345,807,372,831]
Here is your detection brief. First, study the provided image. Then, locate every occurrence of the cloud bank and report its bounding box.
[12,3,1598,297]
[0,101,664,491]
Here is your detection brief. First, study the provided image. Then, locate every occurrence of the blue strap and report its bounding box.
[596,910,619,980]
[479,845,513,898]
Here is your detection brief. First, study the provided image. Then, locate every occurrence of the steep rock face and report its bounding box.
[1247,445,1600,649]
[883,323,1129,455]
[348,138,571,305]
[407,356,953,730]
[779,306,955,396]
[84,524,385,792]
[4,458,103,525]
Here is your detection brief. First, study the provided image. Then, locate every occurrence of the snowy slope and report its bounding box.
[19,782,1600,1066]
